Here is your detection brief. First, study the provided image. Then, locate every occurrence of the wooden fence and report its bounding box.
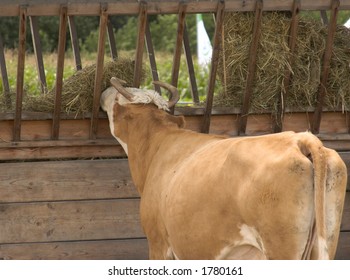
[0,0,350,259]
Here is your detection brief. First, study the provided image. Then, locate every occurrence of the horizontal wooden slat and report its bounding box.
[0,159,137,203]
[1,113,350,160]
[2,111,348,140]
[0,239,148,260]
[0,199,144,244]
[1,0,350,16]
[0,143,125,161]
[0,118,112,142]
[335,232,350,260]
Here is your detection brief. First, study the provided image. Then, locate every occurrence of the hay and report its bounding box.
[216,12,350,113]
[22,58,141,116]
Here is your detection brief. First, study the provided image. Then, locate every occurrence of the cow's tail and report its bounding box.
[297,132,328,260]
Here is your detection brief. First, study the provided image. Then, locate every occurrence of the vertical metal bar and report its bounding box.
[52,5,68,140]
[68,16,82,71]
[183,23,200,104]
[90,3,108,140]
[133,0,147,88]
[0,34,11,109]
[13,6,27,142]
[201,0,225,134]
[145,18,161,93]
[237,0,263,136]
[29,16,47,94]
[107,19,118,60]
[311,0,339,134]
[273,0,300,133]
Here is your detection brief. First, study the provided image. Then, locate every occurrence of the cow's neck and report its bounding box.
[123,106,184,195]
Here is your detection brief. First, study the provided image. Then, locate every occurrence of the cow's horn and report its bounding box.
[153,81,180,108]
[110,77,134,101]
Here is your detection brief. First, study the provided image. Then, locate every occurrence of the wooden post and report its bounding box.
[201,0,225,134]
[145,18,161,93]
[29,16,47,94]
[52,5,68,140]
[107,19,118,61]
[183,23,200,104]
[133,0,147,88]
[170,1,187,113]
[273,0,300,133]
[68,16,82,71]
[171,2,187,88]
[90,3,108,140]
[311,0,339,134]
[0,34,11,109]
[237,0,263,136]
[13,6,27,142]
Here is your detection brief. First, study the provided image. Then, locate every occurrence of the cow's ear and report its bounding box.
[168,115,185,128]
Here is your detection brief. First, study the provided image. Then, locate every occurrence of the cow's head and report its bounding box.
[100,77,183,154]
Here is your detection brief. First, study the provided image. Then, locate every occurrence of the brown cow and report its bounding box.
[100,77,347,260]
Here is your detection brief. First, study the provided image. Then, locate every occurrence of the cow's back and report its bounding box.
[141,131,346,259]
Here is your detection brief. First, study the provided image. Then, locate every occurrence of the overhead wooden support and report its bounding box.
[51,5,68,140]
[90,3,108,140]
[311,0,339,134]
[0,35,11,109]
[183,23,200,104]
[107,19,118,61]
[29,16,47,94]
[145,18,161,93]
[133,1,147,88]
[13,6,27,142]
[237,0,263,136]
[68,16,82,71]
[273,0,300,132]
[201,0,225,134]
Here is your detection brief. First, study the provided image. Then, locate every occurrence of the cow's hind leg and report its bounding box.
[216,245,267,260]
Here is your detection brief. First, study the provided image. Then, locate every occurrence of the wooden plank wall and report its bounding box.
[0,156,349,260]
[0,159,148,260]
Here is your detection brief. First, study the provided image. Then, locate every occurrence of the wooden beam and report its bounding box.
[311,0,339,134]
[171,2,187,88]
[273,0,300,132]
[133,1,147,88]
[13,6,27,142]
[51,5,68,140]
[2,1,350,17]
[201,0,225,133]
[170,1,187,113]
[90,4,108,139]
[29,16,47,94]
[68,16,82,71]
[237,0,263,135]
[183,23,200,104]
[107,19,118,61]
[0,34,11,109]
[144,18,161,93]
